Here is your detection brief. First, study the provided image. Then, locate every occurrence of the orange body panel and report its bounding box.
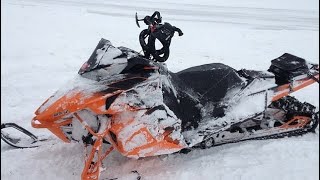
[108,120,184,158]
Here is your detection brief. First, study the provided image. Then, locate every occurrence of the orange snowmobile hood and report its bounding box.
[34,86,124,122]
[35,91,103,121]
[31,76,125,142]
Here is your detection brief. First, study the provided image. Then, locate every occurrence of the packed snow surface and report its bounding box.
[1,0,319,179]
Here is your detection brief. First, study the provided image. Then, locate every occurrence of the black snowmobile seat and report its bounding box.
[164,63,245,131]
[175,63,244,103]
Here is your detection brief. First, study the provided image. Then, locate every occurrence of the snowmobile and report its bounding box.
[1,38,319,180]
[1,14,319,180]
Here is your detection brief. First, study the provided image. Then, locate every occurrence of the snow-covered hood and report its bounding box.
[34,77,112,121]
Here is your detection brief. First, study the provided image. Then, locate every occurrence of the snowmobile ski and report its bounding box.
[1,123,48,148]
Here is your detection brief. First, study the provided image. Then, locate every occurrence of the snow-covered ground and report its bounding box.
[1,0,319,179]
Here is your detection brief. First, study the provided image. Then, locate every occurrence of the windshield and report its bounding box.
[78,38,129,81]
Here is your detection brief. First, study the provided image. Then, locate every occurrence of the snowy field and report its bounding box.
[1,0,319,179]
